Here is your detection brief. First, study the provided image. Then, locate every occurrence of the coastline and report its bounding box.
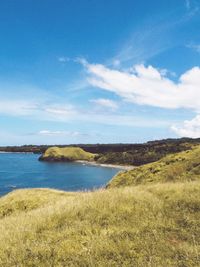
[76,160,135,170]
[0,151,34,154]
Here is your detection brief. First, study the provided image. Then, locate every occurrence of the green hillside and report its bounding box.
[39,146,96,162]
[107,145,200,188]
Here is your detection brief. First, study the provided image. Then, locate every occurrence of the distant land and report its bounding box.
[1,137,200,166]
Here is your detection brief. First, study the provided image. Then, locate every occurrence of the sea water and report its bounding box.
[0,153,120,196]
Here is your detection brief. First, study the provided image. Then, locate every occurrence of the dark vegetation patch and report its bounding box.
[1,137,200,166]
[107,145,200,188]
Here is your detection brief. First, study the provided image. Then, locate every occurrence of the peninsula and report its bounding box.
[39,146,96,162]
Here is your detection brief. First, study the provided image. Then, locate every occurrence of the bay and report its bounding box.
[0,153,120,196]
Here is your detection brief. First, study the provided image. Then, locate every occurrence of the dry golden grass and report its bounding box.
[108,145,200,188]
[1,146,200,266]
[40,147,96,161]
[0,181,200,266]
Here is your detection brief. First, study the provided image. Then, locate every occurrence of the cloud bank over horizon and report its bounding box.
[82,60,200,138]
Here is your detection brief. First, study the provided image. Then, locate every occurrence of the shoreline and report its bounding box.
[0,151,34,154]
[0,152,135,171]
[76,160,135,170]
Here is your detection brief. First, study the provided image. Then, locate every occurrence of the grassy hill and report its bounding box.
[39,146,96,162]
[0,182,200,266]
[95,141,196,166]
[107,145,200,188]
[0,145,200,266]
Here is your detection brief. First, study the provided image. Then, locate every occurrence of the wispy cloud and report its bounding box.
[58,56,70,63]
[0,99,38,116]
[90,98,118,110]
[0,97,171,128]
[185,0,191,10]
[37,130,88,137]
[42,104,77,120]
[0,98,77,122]
[186,43,200,53]
[80,113,170,128]
[184,0,199,13]
[109,4,199,66]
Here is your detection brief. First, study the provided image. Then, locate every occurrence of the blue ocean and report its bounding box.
[0,153,120,196]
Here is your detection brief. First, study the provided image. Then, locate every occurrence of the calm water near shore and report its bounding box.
[0,153,120,196]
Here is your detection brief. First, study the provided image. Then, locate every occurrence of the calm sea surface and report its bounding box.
[0,153,120,196]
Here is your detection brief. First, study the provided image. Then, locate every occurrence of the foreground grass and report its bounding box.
[0,182,200,266]
[108,145,200,188]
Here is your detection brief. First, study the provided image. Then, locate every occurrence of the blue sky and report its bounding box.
[0,0,200,145]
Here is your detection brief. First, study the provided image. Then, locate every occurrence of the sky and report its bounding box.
[0,0,200,145]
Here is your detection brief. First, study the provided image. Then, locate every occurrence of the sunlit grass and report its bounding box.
[0,181,200,266]
[1,146,200,266]
[40,146,96,161]
[108,145,200,188]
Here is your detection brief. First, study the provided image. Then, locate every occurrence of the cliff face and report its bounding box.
[39,146,96,162]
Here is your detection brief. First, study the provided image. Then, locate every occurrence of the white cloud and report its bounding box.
[38,130,85,137]
[84,61,200,111]
[81,60,200,138]
[171,115,200,138]
[90,98,118,110]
